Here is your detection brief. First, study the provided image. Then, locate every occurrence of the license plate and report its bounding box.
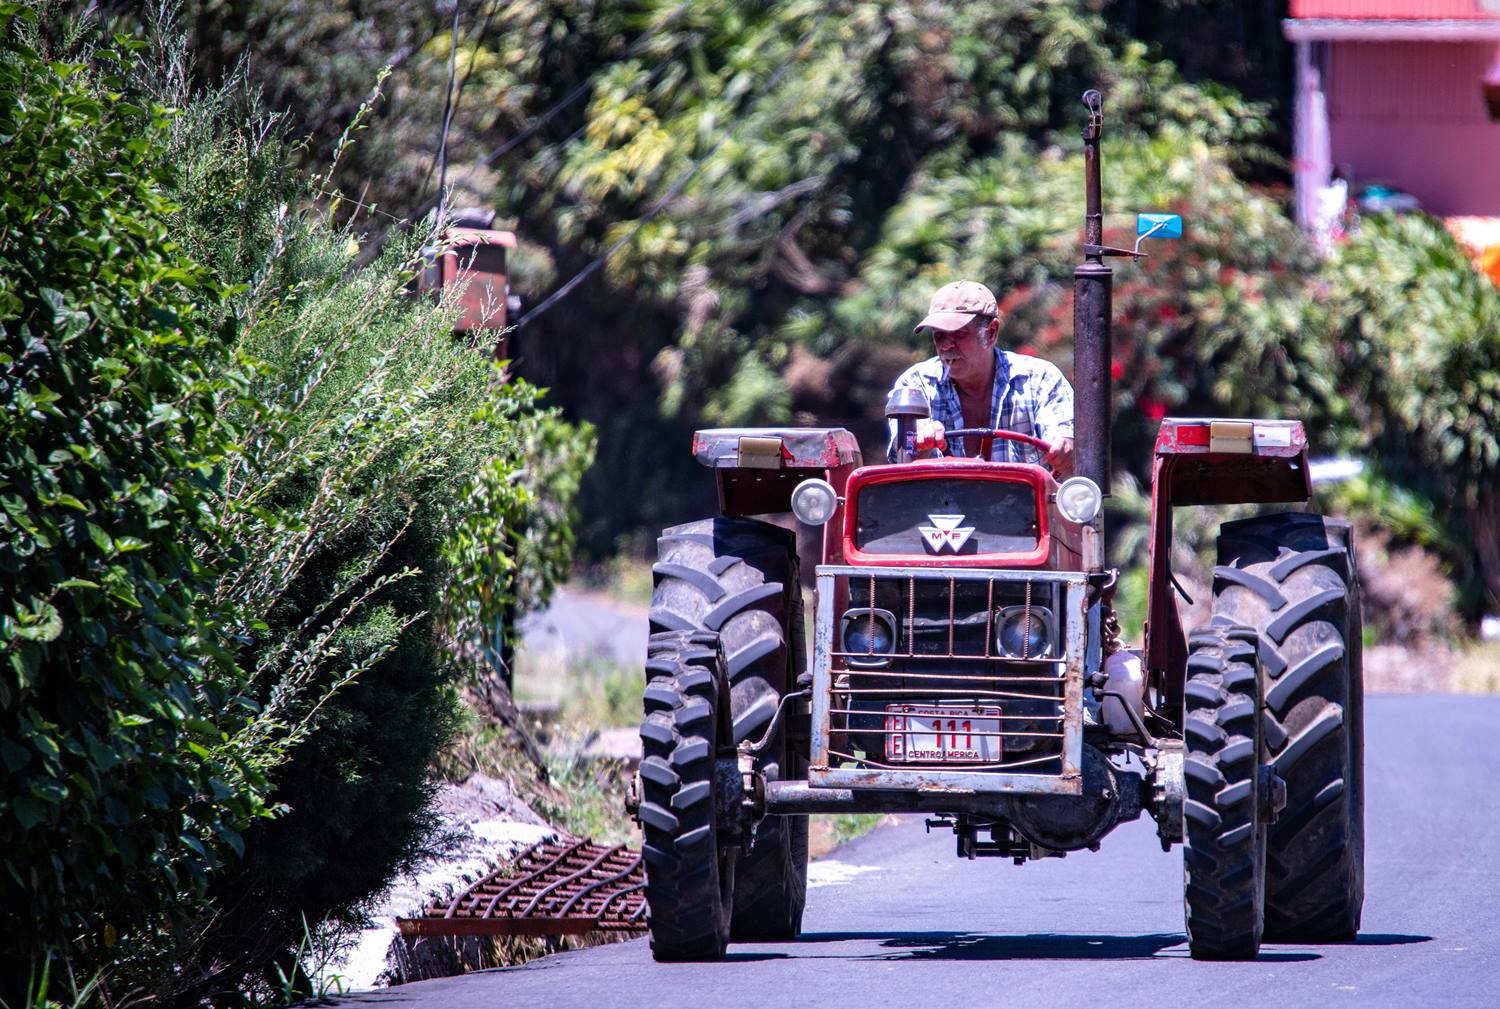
[884,704,1003,763]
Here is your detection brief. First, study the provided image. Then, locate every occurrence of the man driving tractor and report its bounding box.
[639,91,1363,967]
[887,279,1075,476]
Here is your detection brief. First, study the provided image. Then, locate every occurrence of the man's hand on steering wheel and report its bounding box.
[914,421,1074,477]
[914,418,948,453]
[1043,437,1074,478]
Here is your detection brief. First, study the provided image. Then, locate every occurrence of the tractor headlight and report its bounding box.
[841,607,897,666]
[994,605,1057,659]
[791,478,838,525]
[1056,476,1103,524]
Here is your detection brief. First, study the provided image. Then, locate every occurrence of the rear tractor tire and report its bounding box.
[639,631,736,961]
[650,517,808,940]
[1213,513,1365,942]
[1182,624,1268,961]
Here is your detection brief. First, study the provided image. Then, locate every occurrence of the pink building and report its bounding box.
[1286,1,1500,226]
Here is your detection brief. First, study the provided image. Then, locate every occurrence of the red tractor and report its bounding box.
[630,91,1363,962]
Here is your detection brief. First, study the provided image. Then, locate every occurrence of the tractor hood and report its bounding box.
[840,459,1080,569]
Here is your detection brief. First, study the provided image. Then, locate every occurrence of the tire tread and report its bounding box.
[1183,626,1266,961]
[649,517,808,940]
[1214,512,1365,942]
[639,631,733,961]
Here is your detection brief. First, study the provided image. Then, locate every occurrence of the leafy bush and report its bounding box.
[151,84,592,999]
[2,10,593,999]
[1321,213,1500,610]
[442,383,595,664]
[0,12,267,991]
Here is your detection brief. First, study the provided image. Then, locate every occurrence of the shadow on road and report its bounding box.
[1351,933,1433,946]
[319,932,1436,998]
[790,931,1324,961]
[775,930,1431,962]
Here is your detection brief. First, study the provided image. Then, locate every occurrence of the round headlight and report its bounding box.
[1056,476,1103,524]
[842,608,897,666]
[994,606,1056,659]
[791,478,838,525]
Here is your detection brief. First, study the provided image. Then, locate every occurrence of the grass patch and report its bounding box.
[515,645,640,728]
[535,746,636,846]
[508,641,642,846]
[561,663,640,730]
[577,554,655,608]
[809,813,892,858]
[435,690,637,845]
[433,700,537,785]
[828,813,886,845]
[1452,640,1500,693]
[406,605,647,854]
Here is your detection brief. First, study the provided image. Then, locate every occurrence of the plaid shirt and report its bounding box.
[886,349,1075,463]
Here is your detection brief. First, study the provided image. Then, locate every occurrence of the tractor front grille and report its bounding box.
[809,566,1087,796]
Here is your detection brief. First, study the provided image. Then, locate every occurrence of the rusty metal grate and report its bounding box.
[397,838,646,937]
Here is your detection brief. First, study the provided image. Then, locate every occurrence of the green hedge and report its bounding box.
[148,60,593,1003]
[2,11,593,1001]
[0,14,267,989]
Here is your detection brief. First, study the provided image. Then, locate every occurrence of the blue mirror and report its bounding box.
[1136,213,1182,240]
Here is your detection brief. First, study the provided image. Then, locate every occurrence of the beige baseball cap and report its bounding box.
[914,280,999,334]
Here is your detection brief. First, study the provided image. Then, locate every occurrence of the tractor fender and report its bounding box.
[692,428,863,538]
[1143,418,1311,708]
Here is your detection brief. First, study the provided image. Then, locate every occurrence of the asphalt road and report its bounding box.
[335,695,1498,1008]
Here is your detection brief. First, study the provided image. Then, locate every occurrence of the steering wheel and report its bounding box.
[941,427,1053,457]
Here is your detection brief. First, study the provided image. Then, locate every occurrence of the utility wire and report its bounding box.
[436,0,463,219]
[514,11,831,331]
[415,0,503,201]
[477,0,695,169]
[411,0,696,225]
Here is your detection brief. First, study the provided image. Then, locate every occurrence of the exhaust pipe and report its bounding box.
[1073,90,1113,495]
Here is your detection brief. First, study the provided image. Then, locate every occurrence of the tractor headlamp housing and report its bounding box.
[841,607,897,667]
[791,478,838,526]
[993,605,1057,659]
[1056,476,1104,524]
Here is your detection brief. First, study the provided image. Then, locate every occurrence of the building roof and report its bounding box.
[1286,2,1500,39]
[1291,1,1500,18]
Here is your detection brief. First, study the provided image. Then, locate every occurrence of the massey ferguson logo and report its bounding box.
[919,514,975,553]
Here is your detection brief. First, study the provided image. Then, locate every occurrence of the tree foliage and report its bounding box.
[93,1,1276,549]
[1322,214,1500,608]
[112,0,1499,607]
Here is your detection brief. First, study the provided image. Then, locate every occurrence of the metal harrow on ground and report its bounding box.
[398,837,646,938]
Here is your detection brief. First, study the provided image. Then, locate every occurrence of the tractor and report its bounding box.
[628,91,1364,962]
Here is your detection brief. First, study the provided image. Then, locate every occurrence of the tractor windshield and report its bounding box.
[853,477,1039,556]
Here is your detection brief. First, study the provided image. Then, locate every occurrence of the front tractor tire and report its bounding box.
[639,631,736,961]
[1213,513,1365,941]
[1182,625,1267,961]
[650,518,808,940]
